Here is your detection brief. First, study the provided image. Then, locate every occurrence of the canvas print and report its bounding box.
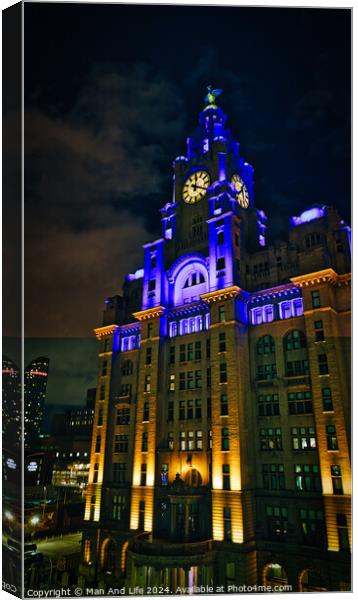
[2,2,351,597]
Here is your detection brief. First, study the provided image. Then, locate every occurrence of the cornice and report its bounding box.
[133,306,166,321]
[291,269,351,288]
[200,286,245,303]
[94,324,120,340]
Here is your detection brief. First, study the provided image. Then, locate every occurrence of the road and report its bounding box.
[35,532,83,559]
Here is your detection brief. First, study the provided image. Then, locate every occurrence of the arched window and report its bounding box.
[102,539,116,573]
[185,468,202,487]
[263,563,288,589]
[299,570,327,592]
[257,335,275,355]
[184,272,205,288]
[284,330,306,351]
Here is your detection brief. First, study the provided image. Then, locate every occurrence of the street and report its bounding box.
[35,532,83,559]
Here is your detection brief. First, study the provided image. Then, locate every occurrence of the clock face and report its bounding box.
[231,174,250,208]
[182,171,211,204]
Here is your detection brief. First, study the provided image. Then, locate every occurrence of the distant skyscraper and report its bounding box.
[2,356,21,449]
[24,357,50,448]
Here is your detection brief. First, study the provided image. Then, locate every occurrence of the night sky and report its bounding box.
[8,3,351,408]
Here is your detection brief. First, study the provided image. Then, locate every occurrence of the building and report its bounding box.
[79,93,351,592]
[2,356,21,449]
[24,357,50,448]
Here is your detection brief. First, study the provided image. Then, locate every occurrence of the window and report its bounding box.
[114,434,128,453]
[318,353,329,375]
[102,361,108,376]
[120,383,132,397]
[195,399,202,419]
[188,371,194,389]
[112,495,126,521]
[288,391,312,414]
[179,401,185,420]
[331,465,343,494]
[299,508,325,546]
[291,426,316,450]
[337,514,350,550]
[217,231,224,245]
[93,463,99,483]
[169,373,175,391]
[113,463,126,484]
[220,362,227,383]
[140,464,147,486]
[122,359,133,376]
[187,399,194,420]
[311,290,321,308]
[206,339,211,358]
[143,402,149,422]
[217,256,226,270]
[179,431,186,451]
[142,431,148,452]
[180,344,186,362]
[322,387,333,412]
[195,370,202,388]
[104,339,110,352]
[260,428,282,450]
[257,335,275,355]
[207,367,211,388]
[262,464,285,490]
[148,279,156,292]
[223,507,231,541]
[220,394,229,416]
[169,346,175,365]
[116,407,129,425]
[150,255,156,269]
[219,306,226,322]
[89,495,96,521]
[187,343,194,360]
[208,429,212,449]
[314,320,325,341]
[257,364,277,381]
[207,396,212,418]
[196,430,203,450]
[145,347,152,365]
[223,464,230,490]
[221,427,230,451]
[168,432,174,450]
[144,374,151,392]
[167,400,174,422]
[195,341,201,359]
[97,408,103,426]
[286,360,309,377]
[160,464,168,486]
[266,505,288,539]
[284,330,306,351]
[327,425,338,450]
[305,232,322,248]
[147,323,153,338]
[264,305,274,322]
[258,394,280,416]
[295,464,321,492]
[95,435,101,453]
[100,385,106,400]
[139,501,145,530]
[219,332,226,352]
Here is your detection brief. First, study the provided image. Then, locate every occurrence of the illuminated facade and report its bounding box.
[80,96,351,592]
[24,357,50,448]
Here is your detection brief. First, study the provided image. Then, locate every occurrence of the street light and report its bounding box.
[30,515,40,525]
[4,511,14,521]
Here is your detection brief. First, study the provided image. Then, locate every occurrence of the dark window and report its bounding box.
[207,367,211,388]
[140,464,147,486]
[220,362,227,383]
[288,391,312,414]
[207,396,212,418]
[318,353,329,375]
[195,370,202,388]
[223,507,231,541]
[139,501,145,530]
[305,232,322,248]
[142,431,148,452]
[299,508,325,546]
[262,464,285,490]
[337,514,350,550]
[331,465,343,495]
[147,323,153,338]
[222,427,230,451]
[150,255,156,269]
[104,339,110,352]
[295,464,321,492]
[187,343,194,361]
[266,505,288,540]
[148,279,156,292]
[223,464,230,490]
[97,408,103,426]
[179,401,185,420]
[219,306,226,322]
[100,385,106,400]
[116,407,130,425]
[217,231,224,245]
[314,320,325,341]
[257,335,275,355]
[286,360,309,377]
[258,394,280,416]
[311,290,321,308]
[322,387,333,412]
[187,399,193,420]
[219,332,226,352]
[195,398,202,419]
[102,361,108,376]
[145,347,152,365]
[257,363,277,380]
[217,256,226,270]
[143,402,150,422]
[122,359,133,376]
[327,425,339,450]
[113,463,127,484]
[95,435,101,453]
[169,346,175,365]
[206,339,211,358]
[114,434,128,453]
[195,341,201,359]
[220,394,229,416]
[93,463,99,483]
[284,330,306,351]
[167,400,174,422]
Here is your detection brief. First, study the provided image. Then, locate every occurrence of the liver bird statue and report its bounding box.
[204,85,223,106]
